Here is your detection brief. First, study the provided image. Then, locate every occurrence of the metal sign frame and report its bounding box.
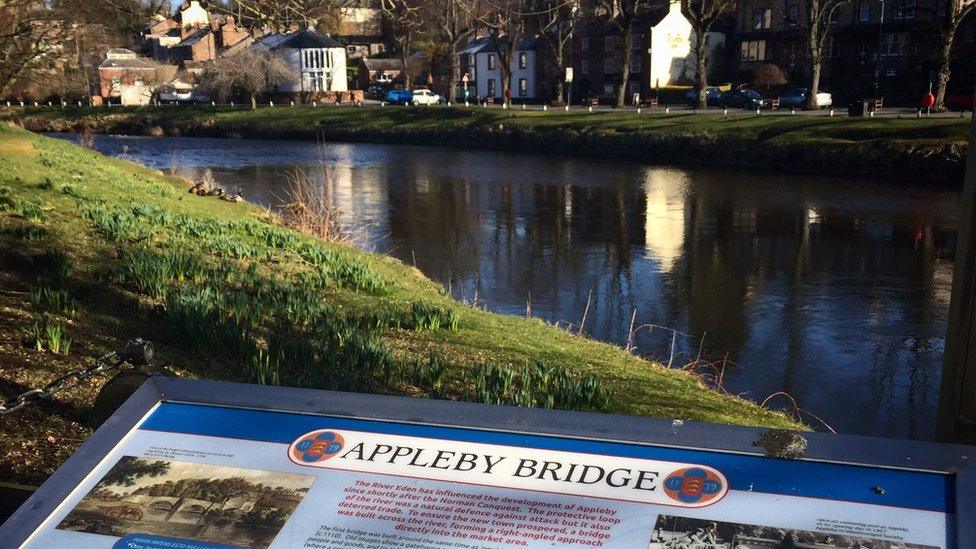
[3,377,975,547]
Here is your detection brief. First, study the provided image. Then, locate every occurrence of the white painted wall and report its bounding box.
[471,47,537,100]
[648,2,693,88]
[274,46,348,93]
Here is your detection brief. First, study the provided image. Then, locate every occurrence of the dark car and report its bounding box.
[685,86,722,107]
[719,89,765,109]
[366,84,390,101]
[948,89,974,111]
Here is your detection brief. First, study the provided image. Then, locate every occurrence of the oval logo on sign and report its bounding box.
[289,430,345,464]
[663,467,725,505]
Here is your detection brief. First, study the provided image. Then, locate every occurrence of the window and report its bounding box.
[604,57,617,73]
[880,32,909,56]
[787,5,799,27]
[740,40,767,61]
[581,37,589,52]
[753,8,772,29]
[829,7,840,23]
[886,67,897,77]
[630,55,642,73]
[824,35,834,57]
[632,34,642,49]
[970,61,976,85]
[487,54,496,70]
[859,0,870,22]
[518,78,527,96]
[518,51,527,69]
[468,53,475,65]
[894,0,916,19]
[629,81,641,94]
[605,36,616,50]
[487,78,496,96]
[581,59,589,74]
[603,83,614,96]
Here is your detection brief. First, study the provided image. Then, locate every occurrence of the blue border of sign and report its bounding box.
[0,378,973,548]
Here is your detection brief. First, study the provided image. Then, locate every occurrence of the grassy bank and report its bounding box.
[2,105,971,183]
[0,126,801,485]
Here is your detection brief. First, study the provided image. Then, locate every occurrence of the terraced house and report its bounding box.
[734,0,976,104]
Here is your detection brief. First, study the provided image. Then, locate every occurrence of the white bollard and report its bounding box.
[313,101,317,107]
[870,110,874,118]
[483,102,487,108]
[791,108,795,115]
[211,101,215,107]
[665,106,670,114]
[543,104,548,111]
[723,108,728,116]
[78,101,82,107]
[19,101,24,107]
[588,106,593,112]
[637,107,641,114]
[756,108,761,115]
[47,101,51,107]
[465,101,469,107]
[269,101,274,107]
[522,103,526,110]
[916,109,922,118]
[829,109,834,117]
[33,101,38,107]
[290,101,294,107]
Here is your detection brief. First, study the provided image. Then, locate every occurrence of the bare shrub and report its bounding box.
[279,165,347,244]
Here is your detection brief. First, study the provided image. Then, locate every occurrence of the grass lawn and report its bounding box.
[0,124,804,484]
[5,104,971,145]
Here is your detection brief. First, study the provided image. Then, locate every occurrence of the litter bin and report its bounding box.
[848,98,867,117]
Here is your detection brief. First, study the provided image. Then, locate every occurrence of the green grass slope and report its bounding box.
[0,126,801,483]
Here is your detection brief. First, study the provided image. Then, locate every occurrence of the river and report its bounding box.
[51,133,960,440]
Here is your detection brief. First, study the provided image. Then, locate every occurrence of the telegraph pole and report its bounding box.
[937,114,976,444]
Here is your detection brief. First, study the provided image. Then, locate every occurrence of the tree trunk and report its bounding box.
[616,23,634,108]
[934,34,955,111]
[448,42,460,103]
[554,46,565,104]
[807,35,822,110]
[694,28,709,109]
[250,94,257,110]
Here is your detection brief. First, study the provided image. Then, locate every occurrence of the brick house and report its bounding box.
[357,58,404,90]
[97,49,176,105]
[569,1,724,104]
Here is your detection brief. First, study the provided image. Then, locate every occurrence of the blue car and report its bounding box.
[385,89,412,105]
[685,86,722,107]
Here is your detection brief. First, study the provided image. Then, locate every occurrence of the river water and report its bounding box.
[52,133,960,440]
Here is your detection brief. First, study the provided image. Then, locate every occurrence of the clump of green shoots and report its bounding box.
[27,315,72,355]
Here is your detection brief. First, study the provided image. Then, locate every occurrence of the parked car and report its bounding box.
[386,89,413,105]
[685,86,722,107]
[778,88,833,109]
[410,89,443,106]
[367,84,390,101]
[719,89,765,109]
[948,89,974,111]
[158,91,210,105]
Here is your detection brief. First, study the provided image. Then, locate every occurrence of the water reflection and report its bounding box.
[56,134,958,440]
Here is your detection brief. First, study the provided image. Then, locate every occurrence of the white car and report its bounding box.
[411,89,443,106]
[778,88,832,109]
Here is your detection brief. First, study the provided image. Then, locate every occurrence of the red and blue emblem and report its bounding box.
[663,467,725,505]
[291,430,345,463]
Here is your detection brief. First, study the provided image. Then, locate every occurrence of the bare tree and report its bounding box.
[753,62,788,90]
[597,0,655,108]
[225,0,346,32]
[0,0,69,96]
[428,0,474,103]
[798,0,849,109]
[932,0,976,110]
[380,0,424,89]
[531,0,579,104]
[468,0,527,106]
[680,0,735,109]
[198,49,294,109]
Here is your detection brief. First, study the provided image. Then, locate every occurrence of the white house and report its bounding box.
[458,35,541,102]
[254,28,348,95]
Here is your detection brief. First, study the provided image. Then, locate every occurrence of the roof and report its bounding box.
[260,28,343,50]
[361,58,404,71]
[175,26,211,48]
[99,51,160,70]
[457,35,539,55]
[572,6,672,37]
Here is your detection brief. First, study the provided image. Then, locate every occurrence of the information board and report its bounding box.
[2,378,973,549]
